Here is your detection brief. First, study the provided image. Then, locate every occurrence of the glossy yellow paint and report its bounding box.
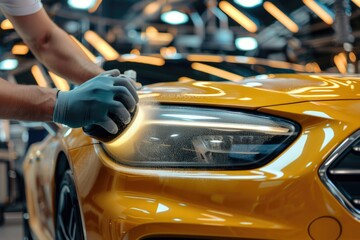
[23,74,360,240]
[138,74,360,109]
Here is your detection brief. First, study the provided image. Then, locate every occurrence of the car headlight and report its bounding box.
[103,105,300,169]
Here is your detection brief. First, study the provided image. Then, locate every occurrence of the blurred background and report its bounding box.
[0,0,359,238]
[0,0,359,77]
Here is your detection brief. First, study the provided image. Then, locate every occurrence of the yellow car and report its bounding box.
[23,56,360,240]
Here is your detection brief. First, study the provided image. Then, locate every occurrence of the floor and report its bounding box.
[0,212,23,240]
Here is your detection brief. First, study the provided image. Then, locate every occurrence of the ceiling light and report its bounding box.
[84,31,120,60]
[303,0,334,25]
[49,72,70,91]
[12,44,29,55]
[235,37,258,51]
[70,36,97,62]
[161,11,189,25]
[31,65,48,87]
[191,62,243,82]
[352,0,360,8]
[67,0,97,10]
[0,59,18,70]
[144,2,161,15]
[1,19,13,30]
[88,0,102,13]
[234,0,263,8]
[219,1,258,33]
[263,1,299,33]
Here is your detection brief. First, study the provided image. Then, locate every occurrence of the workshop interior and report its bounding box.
[0,0,360,239]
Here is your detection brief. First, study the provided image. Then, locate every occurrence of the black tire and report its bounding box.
[55,170,85,240]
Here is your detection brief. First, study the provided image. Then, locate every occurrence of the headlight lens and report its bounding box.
[103,105,299,169]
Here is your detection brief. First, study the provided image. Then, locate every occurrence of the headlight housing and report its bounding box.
[103,105,299,169]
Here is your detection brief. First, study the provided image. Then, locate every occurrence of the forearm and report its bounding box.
[4,9,103,84]
[0,78,57,121]
[29,27,104,84]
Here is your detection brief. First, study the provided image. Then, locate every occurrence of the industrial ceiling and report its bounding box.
[1,0,359,73]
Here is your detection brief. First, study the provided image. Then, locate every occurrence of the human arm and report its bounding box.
[0,78,56,121]
[3,8,103,84]
[0,70,138,133]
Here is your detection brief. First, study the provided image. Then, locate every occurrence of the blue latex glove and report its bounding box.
[53,69,138,134]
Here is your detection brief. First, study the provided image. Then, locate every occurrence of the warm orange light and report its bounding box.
[11,44,29,55]
[31,65,48,88]
[187,55,224,63]
[178,77,197,82]
[349,52,357,62]
[130,49,140,55]
[143,27,174,45]
[160,46,177,57]
[306,62,322,73]
[191,62,243,82]
[119,56,165,66]
[263,2,299,33]
[144,1,161,15]
[225,56,306,71]
[84,30,120,60]
[49,72,70,91]
[1,19,13,30]
[334,54,347,74]
[352,0,360,8]
[303,0,334,25]
[70,35,97,62]
[338,52,347,65]
[88,0,102,13]
[218,1,258,33]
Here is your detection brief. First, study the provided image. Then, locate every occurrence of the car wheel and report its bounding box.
[55,170,84,240]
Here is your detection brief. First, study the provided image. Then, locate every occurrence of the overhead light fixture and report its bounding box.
[119,55,165,66]
[31,65,48,87]
[161,11,189,25]
[1,19,13,30]
[334,53,347,74]
[0,59,18,70]
[235,37,258,51]
[144,1,161,16]
[67,0,97,10]
[234,0,263,8]
[187,55,224,63]
[263,1,299,33]
[49,72,70,91]
[70,35,97,62]
[142,26,174,46]
[303,0,334,25]
[88,0,102,13]
[84,31,120,60]
[352,0,360,8]
[191,62,243,82]
[219,1,258,33]
[11,44,29,55]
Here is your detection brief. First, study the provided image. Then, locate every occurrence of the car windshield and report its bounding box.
[103,56,301,85]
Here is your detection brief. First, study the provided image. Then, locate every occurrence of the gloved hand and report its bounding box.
[53,69,139,134]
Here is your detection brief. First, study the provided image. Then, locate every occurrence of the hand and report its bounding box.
[53,69,139,134]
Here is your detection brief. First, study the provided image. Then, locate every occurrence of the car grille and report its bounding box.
[319,129,360,219]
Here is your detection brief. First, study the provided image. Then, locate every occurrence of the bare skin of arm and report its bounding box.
[0,78,56,121]
[4,8,103,84]
[0,8,104,121]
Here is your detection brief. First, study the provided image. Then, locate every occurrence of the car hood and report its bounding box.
[138,74,360,109]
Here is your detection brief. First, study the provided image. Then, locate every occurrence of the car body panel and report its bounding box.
[23,74,360,240]
[139,74,360,110]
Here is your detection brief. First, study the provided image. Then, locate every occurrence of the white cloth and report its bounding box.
[0,0,42,16]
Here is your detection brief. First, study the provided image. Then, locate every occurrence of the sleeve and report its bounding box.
[0,0,43,16]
